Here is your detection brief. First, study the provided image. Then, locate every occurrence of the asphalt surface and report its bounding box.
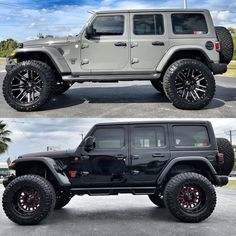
[0,66,236,118]
[0,186,235,236]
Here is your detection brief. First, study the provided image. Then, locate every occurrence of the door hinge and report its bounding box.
[131,42,138,48]
[81,43,89,49]
[131,58,139,64]
[81,59,89,65]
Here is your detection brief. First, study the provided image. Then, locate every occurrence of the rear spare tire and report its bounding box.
[215,26,234,64]
[216,138,235,175]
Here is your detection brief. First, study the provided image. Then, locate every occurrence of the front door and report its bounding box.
[130,124,170,184]
[75,125,129,186]
[81,14,129,71]
[130,13,170,70]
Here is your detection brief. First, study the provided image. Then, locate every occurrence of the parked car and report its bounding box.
[2,9,234,111]
[2,120,235,225]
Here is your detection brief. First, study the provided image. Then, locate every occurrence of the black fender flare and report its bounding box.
[12,157,71,187]
[156,156,217,185]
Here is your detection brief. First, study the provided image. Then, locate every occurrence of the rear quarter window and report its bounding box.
[171,13,208,35]
[173,125,210,147]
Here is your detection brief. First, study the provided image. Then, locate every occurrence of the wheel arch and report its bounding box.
[157,156,218,185]
[13,48,71,75]
[12,157,71,188]
[156,47,213,75]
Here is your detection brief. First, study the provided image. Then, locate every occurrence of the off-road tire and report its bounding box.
[163,59,215,110]
[215,26,234,64]
[2,175,56,225]
[164,172,216,223]
[150,79,165,94]
[55,192,73,210]
[3,60,56,111]
[148,192,165,208]
[55,81,71,95]
[216,138,235,175]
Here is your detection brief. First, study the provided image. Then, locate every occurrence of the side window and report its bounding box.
[92,15,124,36]
[173,126,210,147]
[171,13,208,34]
[133,14,164,35]
[133,127,165,148]
[93,128,125,149]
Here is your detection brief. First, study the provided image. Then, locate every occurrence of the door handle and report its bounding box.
[116,154,126,160]
[114,42,127,47]
[131,155,140,160]
[81,155,90,160]
[152,153,165,158]
[152,41,165,46]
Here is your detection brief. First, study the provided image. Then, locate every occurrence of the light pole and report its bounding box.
[184,0,188,9]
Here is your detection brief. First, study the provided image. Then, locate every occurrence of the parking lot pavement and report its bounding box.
[0,71,236,118]
[0,187,235,236]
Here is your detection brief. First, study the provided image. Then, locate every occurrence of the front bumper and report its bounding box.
[5,56,17,72]
[215,175,228,186]
[2,175,15,188]
[210,62,227,75]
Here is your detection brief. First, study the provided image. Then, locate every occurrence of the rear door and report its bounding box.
[130,124,170,184]
[130,12,170,70]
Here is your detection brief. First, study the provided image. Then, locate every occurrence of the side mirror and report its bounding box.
[86,25,95,39]
[84,136,95,151]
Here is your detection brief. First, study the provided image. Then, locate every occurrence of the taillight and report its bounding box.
[217,152,224,165]
[215,42,220,51]
[69,170,77,178]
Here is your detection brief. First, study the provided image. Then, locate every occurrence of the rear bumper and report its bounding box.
[210,63,227,75]
[215,175,228,186]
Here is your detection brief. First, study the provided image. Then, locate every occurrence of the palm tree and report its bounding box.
[0,121,11,154]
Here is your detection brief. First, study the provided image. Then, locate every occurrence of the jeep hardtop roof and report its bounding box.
[96,9,209,14]
[95,120,211,126]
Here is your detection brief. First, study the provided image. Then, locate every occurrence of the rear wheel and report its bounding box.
[3,60,56,111]
[164,172,216,223]
[163,59,215,110]
[216,138,235,175]
[148,192,165,208]
[2,175,56,225]
[150,79,165,94]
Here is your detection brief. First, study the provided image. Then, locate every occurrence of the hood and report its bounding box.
[19,149,76,159]
[23,36,77,47]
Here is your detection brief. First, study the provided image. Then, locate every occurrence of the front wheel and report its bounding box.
[3,60,56,111]
[164,172,216,223]
[163,59,215,110]
[2,175,56,225]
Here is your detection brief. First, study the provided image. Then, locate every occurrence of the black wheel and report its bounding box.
[55,191,73,210]
[150,79,165,94]
[215,26,234,64]
[163,59,215,110]
[216,138,235,175]
[3,60,56,111]
[55,80,71,95]
[164,172,216,223]
[148,192,165,208]
[2,175,56,225]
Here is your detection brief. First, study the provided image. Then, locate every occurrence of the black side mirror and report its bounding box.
[84,136,95,151]
[86,25,95,39]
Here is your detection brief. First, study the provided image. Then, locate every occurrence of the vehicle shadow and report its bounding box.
[43,84,235,111]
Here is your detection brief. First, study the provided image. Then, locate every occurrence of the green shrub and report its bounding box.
[0,39,18,58]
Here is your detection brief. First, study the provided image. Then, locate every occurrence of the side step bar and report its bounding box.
[62,73,161,82]
[70,187,156,196]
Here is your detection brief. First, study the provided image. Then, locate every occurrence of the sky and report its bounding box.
[0,0,235,41]
[0,118,235,162]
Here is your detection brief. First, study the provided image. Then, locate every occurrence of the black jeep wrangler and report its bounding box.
[2,121,235,225]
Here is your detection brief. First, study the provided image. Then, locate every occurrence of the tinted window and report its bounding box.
[133,14,164,35]
[92,15,124,36]
[133,127,165,148]
[173,126,210,147]
[172,13,208,34]
[93,128,125,149]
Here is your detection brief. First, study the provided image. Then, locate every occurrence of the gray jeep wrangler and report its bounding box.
[2,9,234,111]
[2,121,235,225]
